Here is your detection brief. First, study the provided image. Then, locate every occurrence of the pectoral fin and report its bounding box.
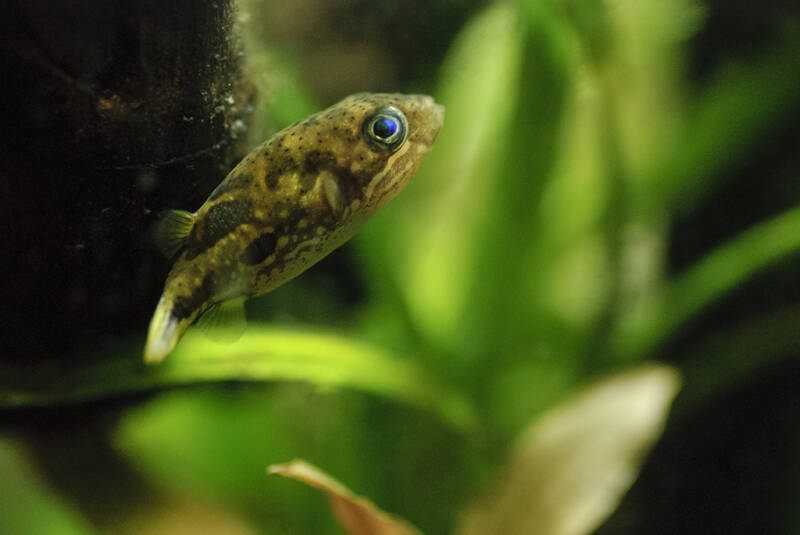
[154,210,196,258]
[196,297,247,343]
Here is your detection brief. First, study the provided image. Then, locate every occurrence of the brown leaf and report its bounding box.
[457,364,681,535]
[269,460,423,535]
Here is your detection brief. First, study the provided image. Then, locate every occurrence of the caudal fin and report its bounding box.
[144,296,184,364]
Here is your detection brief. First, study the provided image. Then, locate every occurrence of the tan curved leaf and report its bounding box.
[458,364,680,535]
[269,460,422,535]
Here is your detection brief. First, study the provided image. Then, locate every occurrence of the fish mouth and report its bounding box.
[421,95,445,121]
[433,103,445,127]
[418,95,445,135]
[428,101,445,141]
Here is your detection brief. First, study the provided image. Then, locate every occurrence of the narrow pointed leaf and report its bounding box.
[269,460,422,535]
[360,3,524,350]
[0,327,474,430]
[0,439,98,535]
[612,206,800,359]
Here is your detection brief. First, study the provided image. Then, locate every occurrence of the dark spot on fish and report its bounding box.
[347,154,388,189]
[172,273,215,320]
[302,150,337,175]
[296,150,335,193]
[204,200,251,243]
[240,232,277,266]
[264,169,280,189]
[324,168,362,207]
[184,199,252,260]
[265,155,298,189]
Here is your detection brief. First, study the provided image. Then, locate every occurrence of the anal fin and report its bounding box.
[196,297,247,343]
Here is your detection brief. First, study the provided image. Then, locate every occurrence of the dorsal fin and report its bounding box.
[196,297,247,343]
[154,210,196,258]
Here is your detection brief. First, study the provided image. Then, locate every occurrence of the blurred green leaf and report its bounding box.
[359,2,525,354]
[674,304,800,419]
[477,0,575,339]
[258,51,320,129]
[116,385,369,535]
[0,327,474,430]
[640,39,800,214]
[540,0,702,338]
[611,205,800,358]
[122,499,261,535]
[457,364,680,535]
[595,0,702,187]
[6,2,796,532]
[0,438,98,535]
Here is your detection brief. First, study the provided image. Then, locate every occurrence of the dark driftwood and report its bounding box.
[1,0,255,363]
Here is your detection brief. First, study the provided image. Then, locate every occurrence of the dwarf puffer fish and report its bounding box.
[144,93,444,363]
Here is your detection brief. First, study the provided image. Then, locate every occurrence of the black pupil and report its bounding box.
[373,116,398,139]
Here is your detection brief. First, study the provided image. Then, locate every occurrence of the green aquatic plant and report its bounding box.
[2,0,799,533]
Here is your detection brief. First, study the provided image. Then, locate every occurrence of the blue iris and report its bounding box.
[372,116,399,139]
[362,106,407,152]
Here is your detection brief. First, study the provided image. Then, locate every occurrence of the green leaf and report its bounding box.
[674,304,800,419]
[611,205,800,359]
[640,40,800,214]
[359,3,525,352]
[0,327,475,430]
[0,438,98,535]
[531,0,701,337]
[457,364,680,535]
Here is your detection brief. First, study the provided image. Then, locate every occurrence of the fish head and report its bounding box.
[298,92,444,219]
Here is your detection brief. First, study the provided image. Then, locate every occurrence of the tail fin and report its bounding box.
[144,295,185,364]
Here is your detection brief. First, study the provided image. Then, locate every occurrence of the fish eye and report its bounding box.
[362,106,407,152]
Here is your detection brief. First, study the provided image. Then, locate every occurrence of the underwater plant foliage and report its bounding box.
[2,0,800,533]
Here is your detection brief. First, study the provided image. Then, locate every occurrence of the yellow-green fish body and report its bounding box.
[145,93,444,363]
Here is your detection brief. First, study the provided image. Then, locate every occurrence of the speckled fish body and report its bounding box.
[144,93,444,363]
